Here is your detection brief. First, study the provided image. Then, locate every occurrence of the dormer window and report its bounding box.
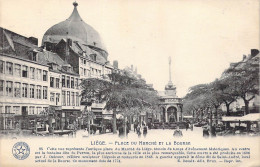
[31,51,38,61]
[91,54,97,61]
[52,64,58,71]
[67,66,71,72]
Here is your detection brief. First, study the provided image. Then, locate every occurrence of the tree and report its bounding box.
[81,71,160,134]
[223,55,259,114]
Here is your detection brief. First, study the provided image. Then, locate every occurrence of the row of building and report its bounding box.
[0,2,149,130]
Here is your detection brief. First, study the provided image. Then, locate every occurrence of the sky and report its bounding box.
[0,0,259,97]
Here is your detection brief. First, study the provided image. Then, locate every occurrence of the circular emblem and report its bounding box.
[12,142,30,160]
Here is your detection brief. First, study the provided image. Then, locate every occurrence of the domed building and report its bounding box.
[42,2,115,127]
[42,2,113,78]
[42,2,106,52]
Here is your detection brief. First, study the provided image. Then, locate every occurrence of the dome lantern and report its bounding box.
[73,1,78,7]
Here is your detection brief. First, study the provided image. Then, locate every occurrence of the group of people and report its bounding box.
[203,124,216,138]
[185,122,193,131]
[134,121,148,138]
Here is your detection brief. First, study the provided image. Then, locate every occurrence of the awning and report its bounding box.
[222,113,260,122]
[240,113,260,122]
[222,116,242,122]
[103,116,113,120]
[183,116,193,118]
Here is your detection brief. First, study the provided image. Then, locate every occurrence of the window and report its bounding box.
[56,93,60,105]
[62,91,66,106]
[5,106,11,114]
[50,77,54,88]
[71,77,74,88]
[36,69,42,80]
[0,60,4,73]
[32,52,37,61]
[30,84,35,98]
[43,70,48,81]
[29,106,35,115]
[36,107,41,115]
[71,92,75,106]
[84,60,86,65]
[36,85,41,99]
[56,78,60,88]
[14,64,21,77]
[0,80,4,95]
[22,65,28,77]
[50,93,55,102]
[80,67,83,76]
[13,106,21,115]
[67,76,70,88]
[14,82,21,97]
[30,67,35,79]
[0,106,3,114]
[76,92,79,106]
[67,91,70,106]
[62,75,65,87]
[84,69,86,76]
[6,81,13,96]
[6,62,13,75]
[43,86,48,99]
[80,58,83,65]
[43,107,48,114]
[75,78,78,89]
[93,55,97,61]
[22,83,28,98]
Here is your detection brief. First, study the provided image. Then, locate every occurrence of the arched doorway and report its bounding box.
[167,106,177,123]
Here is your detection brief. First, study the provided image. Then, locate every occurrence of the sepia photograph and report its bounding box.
[0,0,259,166]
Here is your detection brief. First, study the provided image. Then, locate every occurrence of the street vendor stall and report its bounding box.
[220,113,260,136]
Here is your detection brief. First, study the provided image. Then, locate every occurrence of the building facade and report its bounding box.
[0,2,117,130]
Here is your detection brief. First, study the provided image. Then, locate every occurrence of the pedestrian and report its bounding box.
[203,126,210,138]
[211,124,216,137]
[190,123,193,131]
[143,124,148,137]
[162,122,165,130]
[134,121,138,133]
[173,126,183,137]
[118,125,124,138]
[186,122,189,131]
[82,128,89,137]
[125,125,129,137]
[137,124,142,137]
[148,122,151,129]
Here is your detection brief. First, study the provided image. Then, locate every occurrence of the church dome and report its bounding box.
[42,2,107,52]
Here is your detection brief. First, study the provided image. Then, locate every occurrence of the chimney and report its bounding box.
[242,55,247,61]
[135,67,137,74]
[65,38,72,62]
[28,37,38,46]
[131,65,133,71]
[113,60,118,69]
[251,49,259,57]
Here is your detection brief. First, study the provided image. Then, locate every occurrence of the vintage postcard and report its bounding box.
[0,0,259,166]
